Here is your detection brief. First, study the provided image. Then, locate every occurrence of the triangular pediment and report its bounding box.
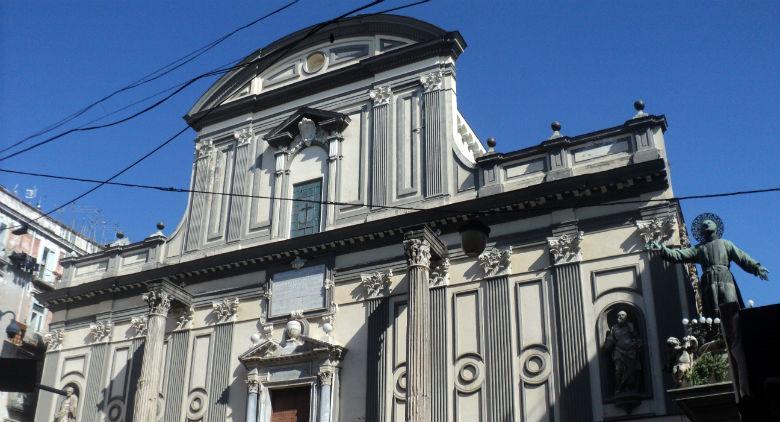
[263,107,350,149]
[239,335,346,366]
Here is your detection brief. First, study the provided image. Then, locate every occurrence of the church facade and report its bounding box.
[35,15,696,422]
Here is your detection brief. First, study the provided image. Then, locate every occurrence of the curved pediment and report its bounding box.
[186,14,457,123]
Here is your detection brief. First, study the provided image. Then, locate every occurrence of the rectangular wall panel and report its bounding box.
[107,346,130,400]
[452,290,484,422]
[207,146,234,240]
[339,110,364,204]
[395,94,420,197]
[390,301,407,422]
[248,138,274,230]
[34,352,60,422]
[516,279,553,422]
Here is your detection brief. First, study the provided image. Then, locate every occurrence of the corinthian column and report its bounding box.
[133,289,171,422]
[403,235,433,422]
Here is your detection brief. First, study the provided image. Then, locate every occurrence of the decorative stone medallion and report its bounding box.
[454,354,486,393]
[186,389,208,420]
[518,345,552,384]
[392,365,407,400]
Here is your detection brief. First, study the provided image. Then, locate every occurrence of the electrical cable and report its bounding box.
[0,0,301,155]
[2,166,778,216]
[3,0,395,230]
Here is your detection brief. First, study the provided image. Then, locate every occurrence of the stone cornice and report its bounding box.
[37,159,668,308]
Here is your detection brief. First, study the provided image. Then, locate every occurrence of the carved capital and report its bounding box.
[429,258,450,287]
[420,70,444,92]
[369,85,392,106]
[176,306,195,330]
[130,316,148,337]
[403,238,431,268]
[234,128,253,147]
[212,297,239,322]
[89,321,112,342]
[635,216,676,245]
[143,290,172,317]
[318,368,335,386]
[43,329,65,351]
[478,246,512,277]
[547,231,583,264]
[246,370,261,394]
[360,269,393,298]
[195,139,214,159]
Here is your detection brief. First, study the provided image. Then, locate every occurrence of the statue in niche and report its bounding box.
[603,310,643,396]
[55,386,78,422]
[647,213,769,317]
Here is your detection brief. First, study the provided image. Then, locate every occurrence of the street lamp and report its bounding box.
[459,219,491,257]
[1,310,20,339]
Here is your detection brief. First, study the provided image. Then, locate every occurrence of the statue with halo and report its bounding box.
[647,213,769,317]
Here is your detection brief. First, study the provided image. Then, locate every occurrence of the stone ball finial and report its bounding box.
[486,137,496,148]
[634,100,645,112]
[156,221,165,231]
[116,231,125,239]
[551,121,562,132]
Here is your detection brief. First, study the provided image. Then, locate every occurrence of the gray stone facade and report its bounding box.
[35,15,693,422]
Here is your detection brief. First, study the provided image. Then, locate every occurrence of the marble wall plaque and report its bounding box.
[271,265,326,316]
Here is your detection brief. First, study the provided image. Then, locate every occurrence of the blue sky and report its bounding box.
[1,1,778,307]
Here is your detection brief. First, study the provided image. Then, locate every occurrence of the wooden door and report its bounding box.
[270,386,310,422]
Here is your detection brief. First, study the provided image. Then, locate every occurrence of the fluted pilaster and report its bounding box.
[133,289,171,422]
[403,237,432,422]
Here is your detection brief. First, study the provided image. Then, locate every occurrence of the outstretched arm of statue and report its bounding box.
[726,240,769,281]
[647,242,698,262]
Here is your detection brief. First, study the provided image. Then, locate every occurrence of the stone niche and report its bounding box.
[597,303,652,414]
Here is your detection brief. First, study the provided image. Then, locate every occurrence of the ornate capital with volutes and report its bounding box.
[478,246,512,277]
[246,370,261,394]
[420,70,444,92]
[635,216,676,245]
[176,306,195,330]
[318,367,335,386]
[369,85,393,106]
[143,290,172,317]
[404,238,432,268]
[547,231,584,265]
[429,258,450,287]
[195,138,214,159]
[360,269,393,298]
[212,297,239,322]
[89,321,112,342]
[234,127,253,147]
[130,316,148,337]
[43,329,65,351]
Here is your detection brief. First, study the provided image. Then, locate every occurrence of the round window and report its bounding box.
[304,51,326,73]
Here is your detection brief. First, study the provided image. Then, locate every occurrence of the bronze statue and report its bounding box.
[648,213,769,317]
[55,386,78,422]
[603,310,643,394]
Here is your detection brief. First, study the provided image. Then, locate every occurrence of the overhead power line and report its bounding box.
[5,0,405,230]
[0,0,301,156]
[2,167,778,216]
[0,0,432,163]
